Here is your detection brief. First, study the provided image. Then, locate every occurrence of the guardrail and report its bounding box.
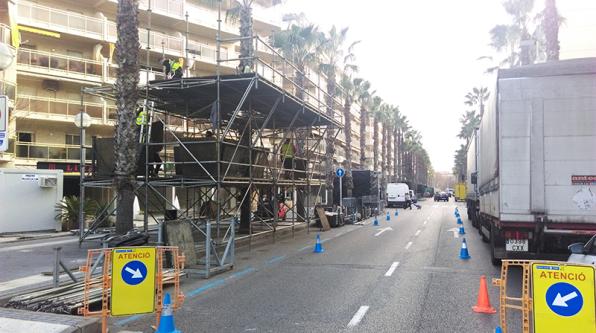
[15,142,83,160]
[17,1,104,40]
[17,48,104,81]
[15,95,105,121]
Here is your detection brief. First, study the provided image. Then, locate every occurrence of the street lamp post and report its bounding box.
[74,111,91,243]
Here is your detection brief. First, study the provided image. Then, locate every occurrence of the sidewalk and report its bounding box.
[0,231,73,244]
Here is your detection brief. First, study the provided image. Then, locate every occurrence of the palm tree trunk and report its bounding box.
[386,125,392,182]
[359,104,367,167]
[381,124,387,186]
[239,2,254,70]
[544,0,560,61]
[343,98,354,196]
[393,127,398,180]
[114,0,140,235]
[325,76,337,190]
[373,114,379,172]
[398,130,403,179]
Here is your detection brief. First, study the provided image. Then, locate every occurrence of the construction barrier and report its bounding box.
[78,246,185,333]
[492,260,596,333]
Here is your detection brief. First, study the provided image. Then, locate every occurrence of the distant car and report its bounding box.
[567,234,596,266]
[434,192,448,202]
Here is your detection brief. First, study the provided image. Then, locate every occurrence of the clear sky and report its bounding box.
[266,0,596,172]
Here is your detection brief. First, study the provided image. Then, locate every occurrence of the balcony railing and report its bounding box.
[17,1,104,40]
[0,23,11,46]
[139,0,184,18]
[15,95,105,122]
[16,142,82,161]
[17,48,104,82]
[0,80,16,101]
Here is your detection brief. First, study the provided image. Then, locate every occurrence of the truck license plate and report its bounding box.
[506,239,528,252]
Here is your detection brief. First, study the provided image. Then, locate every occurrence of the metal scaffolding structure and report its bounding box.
[78,1,343,276]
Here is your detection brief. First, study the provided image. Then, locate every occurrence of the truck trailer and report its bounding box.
[469,58,596,264]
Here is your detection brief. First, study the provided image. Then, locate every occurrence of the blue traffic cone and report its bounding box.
[394,210,399,217]
[457,217,463,225]
[156,293,181,333]
[454,211,460,218]
[373,216,379,226]
[455,207,459,213]
[386,212,391,221]
[313,234,324,253]
[495,327,503,333]
[459,225,466,235]
[459,238,471,260]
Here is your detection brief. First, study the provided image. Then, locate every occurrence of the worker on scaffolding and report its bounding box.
[162,57,183,79]
[135,108,162,177]
[281,138,296,178]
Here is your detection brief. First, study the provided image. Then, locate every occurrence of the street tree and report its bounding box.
[319,26,359,189]
[114,0,140,234]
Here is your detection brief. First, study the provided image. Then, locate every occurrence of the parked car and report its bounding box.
[567,234,596,266]
[387,183,409,208]
[434,192,448,202]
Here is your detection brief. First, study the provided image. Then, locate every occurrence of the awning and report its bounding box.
[18,25,61,38]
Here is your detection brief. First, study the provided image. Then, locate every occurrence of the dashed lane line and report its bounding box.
[347,306,370,328]
[384,262,400,277]
[415,230,421,237]
[405,241,413,250]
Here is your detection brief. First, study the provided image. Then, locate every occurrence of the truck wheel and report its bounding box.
[490,226,501,266]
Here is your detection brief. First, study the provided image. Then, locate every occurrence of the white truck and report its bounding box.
[470,58,596,264]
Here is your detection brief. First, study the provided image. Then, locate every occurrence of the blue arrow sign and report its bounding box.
[336,168,345,177]
[121,260,148,286]
[546,282,583,317]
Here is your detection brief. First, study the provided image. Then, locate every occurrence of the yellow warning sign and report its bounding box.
[111,247,156,316]
[532,262,596,333]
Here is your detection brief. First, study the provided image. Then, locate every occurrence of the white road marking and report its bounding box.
[415,230,421,237]
[347,306,370,328]
[423,220,428,226]
[0,238,78,253]
[384,262,400,277]
[447,228,460,238]
[405,241,413,250]
[374,227,393,237]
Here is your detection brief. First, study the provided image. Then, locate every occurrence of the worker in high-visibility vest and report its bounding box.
[171,58,183,79]
[281,138,296,175]
[136,109,148,126]
[161,58,184,79]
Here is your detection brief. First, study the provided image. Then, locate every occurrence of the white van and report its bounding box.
[387,183,409,208]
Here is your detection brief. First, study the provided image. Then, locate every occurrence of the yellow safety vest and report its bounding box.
[281,143,295,158]
[171,61,182,72]
[136,111,148,126]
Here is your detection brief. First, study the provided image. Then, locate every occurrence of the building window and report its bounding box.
[65,134,81,145]
[17,132,34,143]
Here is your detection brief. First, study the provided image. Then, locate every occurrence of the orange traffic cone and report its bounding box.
[472,275,496,314]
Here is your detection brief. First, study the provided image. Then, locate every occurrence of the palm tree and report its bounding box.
[464,87,490,116]
[353,78,373,168]
[542,0,561,61]
[396,115,409,181]
[339,73,358,196]
[371,96,382,173]
[114,0,140,234]
[227,0,282,71]
[319,26,359,189]
[458,110,481,142]
[489,0,536,67]
[271,23,322,98]
[392,108,404,181]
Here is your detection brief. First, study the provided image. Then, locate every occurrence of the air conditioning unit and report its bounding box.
[38,176,58,187]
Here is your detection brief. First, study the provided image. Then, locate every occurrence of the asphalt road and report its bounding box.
[120,200,511,332]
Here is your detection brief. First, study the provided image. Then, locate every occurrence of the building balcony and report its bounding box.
[17,48,105,84]
[0,80,17,102]
[14,95,110,125]
[17,1,105,41]
[15,141,83,161]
